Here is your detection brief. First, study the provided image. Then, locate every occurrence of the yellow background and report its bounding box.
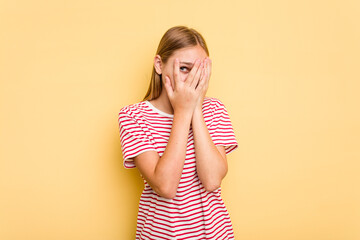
[1,0,359,239]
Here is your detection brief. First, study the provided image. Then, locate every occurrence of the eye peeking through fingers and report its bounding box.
[179,66,190,73]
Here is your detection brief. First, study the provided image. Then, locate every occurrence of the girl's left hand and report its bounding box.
[195,57,212,111]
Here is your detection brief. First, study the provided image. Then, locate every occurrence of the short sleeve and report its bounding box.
[117,110,157,169]
[210,99,239,154]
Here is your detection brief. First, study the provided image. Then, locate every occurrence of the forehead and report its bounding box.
[171,45,208,61]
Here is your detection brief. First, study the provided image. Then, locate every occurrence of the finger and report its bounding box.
[207,58,212,78]
[199,59,206,80]
[190,60,204,88]
[201,58,210,90]
[163,75,174,98]
[196,58,210,90]
[205,58,210,85]
[201,58,208,75]
[185,59,201,86]
[196,63,206,89]
[196,64,208,91]
[173,58,180,89]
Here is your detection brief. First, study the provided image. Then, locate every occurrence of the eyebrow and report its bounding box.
[179,61,194,66]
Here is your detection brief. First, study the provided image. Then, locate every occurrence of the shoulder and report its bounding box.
[203,97,233,124]
[118,101,147,117]
[203,96,226,111]
[118,101,148,125]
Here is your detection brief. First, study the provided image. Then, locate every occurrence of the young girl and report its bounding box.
[118,26,238,239]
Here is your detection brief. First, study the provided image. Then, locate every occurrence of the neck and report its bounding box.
[149,88,174,115]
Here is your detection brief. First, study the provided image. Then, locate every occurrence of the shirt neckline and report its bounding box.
[144,100,174,118]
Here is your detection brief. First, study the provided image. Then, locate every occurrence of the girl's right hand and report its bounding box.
[163,58,207,115]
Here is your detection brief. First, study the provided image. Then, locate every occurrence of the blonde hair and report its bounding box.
[143,26,210,101]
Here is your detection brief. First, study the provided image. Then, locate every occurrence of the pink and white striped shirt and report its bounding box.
[118,97,238,239]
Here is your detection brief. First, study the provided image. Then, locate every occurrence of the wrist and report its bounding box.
[195,98,204,111]
[193,105,203,118]
[174,108,193,117]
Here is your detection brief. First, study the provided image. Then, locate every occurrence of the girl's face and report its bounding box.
[155,45,208,88]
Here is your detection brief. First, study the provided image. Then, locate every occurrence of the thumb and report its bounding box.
[163,76,174,98]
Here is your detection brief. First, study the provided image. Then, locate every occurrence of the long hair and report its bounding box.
[143,26,210,101]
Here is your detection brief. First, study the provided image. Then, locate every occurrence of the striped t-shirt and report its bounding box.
[117,96,238,240]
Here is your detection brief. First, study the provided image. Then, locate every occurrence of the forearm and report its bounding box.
[154,110,193,196]
[192,107,228,191]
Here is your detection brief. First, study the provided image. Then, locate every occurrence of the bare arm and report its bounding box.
[134,110,192,199]
[191,107,228,192]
